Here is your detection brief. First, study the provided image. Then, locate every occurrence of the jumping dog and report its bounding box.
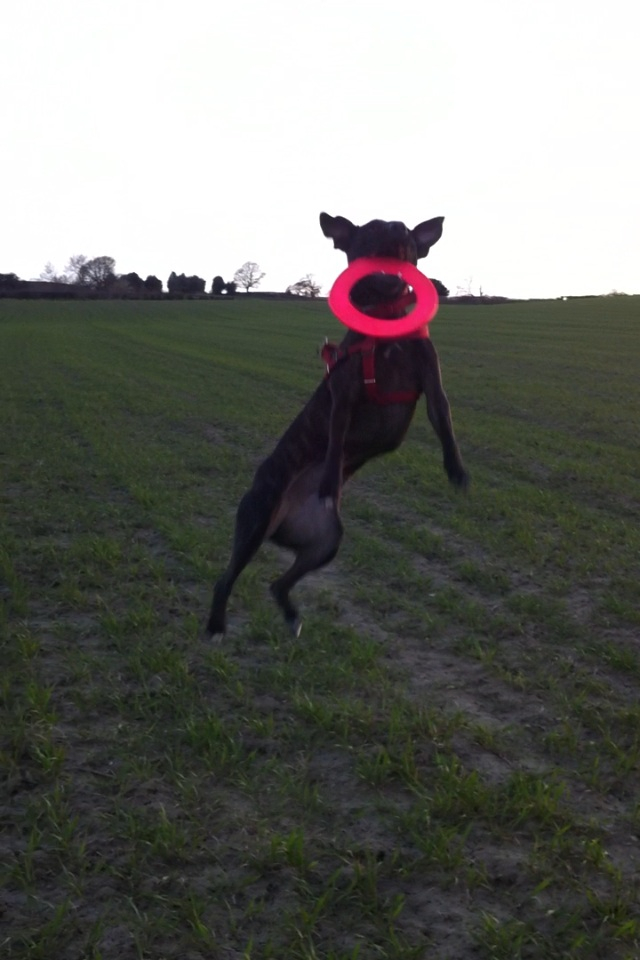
[204,212,468,638]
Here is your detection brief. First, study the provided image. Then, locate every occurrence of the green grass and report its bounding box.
[1,294,640,959]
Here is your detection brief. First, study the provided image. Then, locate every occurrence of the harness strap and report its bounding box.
[361,348,420,405]
[321,336,421,406]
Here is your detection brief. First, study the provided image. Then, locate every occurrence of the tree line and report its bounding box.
[2,253,452,300]
[0,255,330,300]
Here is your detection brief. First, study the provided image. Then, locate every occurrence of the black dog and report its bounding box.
[204,213,468,638]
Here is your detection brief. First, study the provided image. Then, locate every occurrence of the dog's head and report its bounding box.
[320,213,443,314]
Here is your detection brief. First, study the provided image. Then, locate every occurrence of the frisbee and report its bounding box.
[328,257,439,338]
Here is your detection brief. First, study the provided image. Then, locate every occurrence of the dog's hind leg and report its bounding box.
[204,487,274,638]
[270,500,344,636]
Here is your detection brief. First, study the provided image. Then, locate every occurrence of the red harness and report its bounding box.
[321,328,427,406]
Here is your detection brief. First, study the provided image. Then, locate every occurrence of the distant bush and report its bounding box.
[446,295,511,305]
[211,276,236,296]
[430,278,449,298]
[0,273,25,295]
[286,274,322,298]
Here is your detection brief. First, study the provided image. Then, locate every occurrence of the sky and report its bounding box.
[2,0,638,299]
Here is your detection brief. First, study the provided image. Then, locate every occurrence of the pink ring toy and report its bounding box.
[328,257,439,338]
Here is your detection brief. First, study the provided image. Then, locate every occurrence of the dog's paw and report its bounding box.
[203,613,226,639]
[448,466,470,490]
[322,495,335,510]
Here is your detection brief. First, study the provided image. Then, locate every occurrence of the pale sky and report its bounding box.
[2,0,638,299]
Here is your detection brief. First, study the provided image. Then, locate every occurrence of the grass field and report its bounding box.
[1,294,639,959]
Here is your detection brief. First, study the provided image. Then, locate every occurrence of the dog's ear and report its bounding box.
[412,216,445,258]
[320,213,357,253]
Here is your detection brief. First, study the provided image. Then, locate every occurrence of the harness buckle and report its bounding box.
[321,339,341,376]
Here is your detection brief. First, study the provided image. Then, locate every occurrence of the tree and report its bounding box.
[225,281,237,295]
[120,272,145,296]
[456,276,475,297]
[167,272,205,296]
[39,262,67,283]
[233,261,265,293]
[78,256,116,290]
[186,275,206,295]
[286,274,322,298]
[63,254,89,284]
[40,254,117,289]
[144,275,163,295]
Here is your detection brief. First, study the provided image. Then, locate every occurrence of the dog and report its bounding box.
[204,212,468,638]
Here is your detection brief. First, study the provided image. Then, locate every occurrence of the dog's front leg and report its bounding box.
[318,363,360,505]
[417,339,469,489]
